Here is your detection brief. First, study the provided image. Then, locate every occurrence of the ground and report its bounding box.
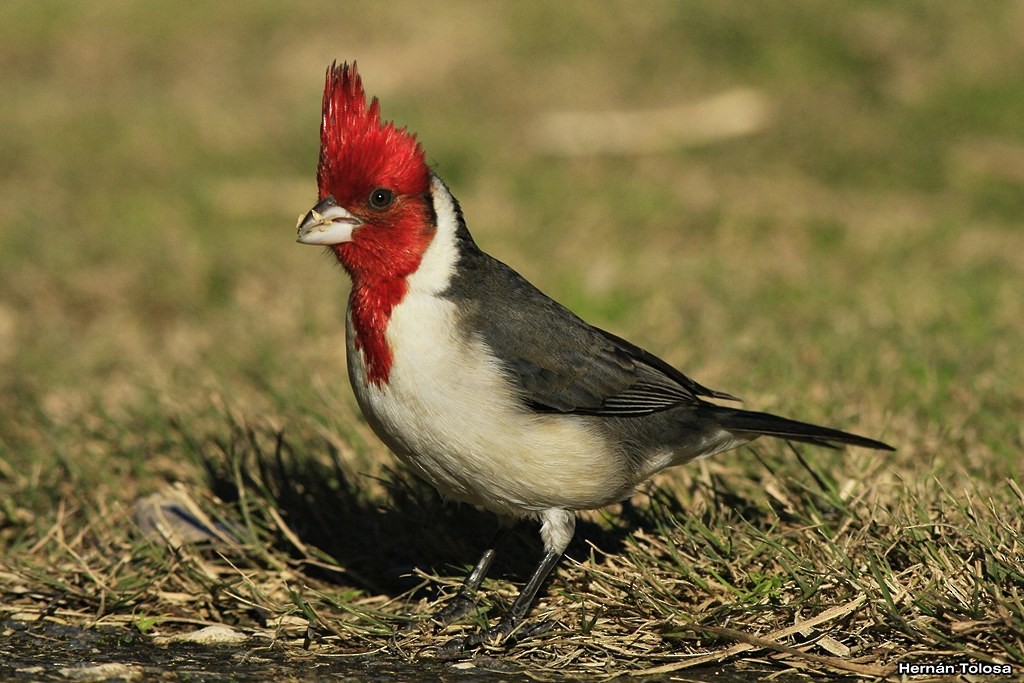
[1,2,1022,680]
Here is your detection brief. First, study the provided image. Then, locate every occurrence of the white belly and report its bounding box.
[346,292,631,518]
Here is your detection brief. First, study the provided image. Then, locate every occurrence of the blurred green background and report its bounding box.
[1,1,1022,513]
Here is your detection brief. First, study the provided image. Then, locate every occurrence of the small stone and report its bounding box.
[175,624,248,645]
[58,663,142,681]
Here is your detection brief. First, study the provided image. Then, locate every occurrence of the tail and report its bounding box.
[711,407,894,451]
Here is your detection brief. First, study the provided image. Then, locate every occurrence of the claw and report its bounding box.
[420,617,555,660]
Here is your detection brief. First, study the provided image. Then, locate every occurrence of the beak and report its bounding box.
[296,196,362,245]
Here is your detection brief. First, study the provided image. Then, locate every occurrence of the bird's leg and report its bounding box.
[429,509,575,656]
[427,528,509,629]
[481,547,563,639]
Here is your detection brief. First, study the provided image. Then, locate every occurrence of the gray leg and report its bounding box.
[430,509,576,655]
[429,528,509,628]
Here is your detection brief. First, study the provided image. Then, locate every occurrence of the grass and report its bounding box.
[1,1,1023,679]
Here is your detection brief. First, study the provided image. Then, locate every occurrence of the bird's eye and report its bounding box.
[368,188,394,210]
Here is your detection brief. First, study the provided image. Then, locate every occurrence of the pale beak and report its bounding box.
[296,196,362,245]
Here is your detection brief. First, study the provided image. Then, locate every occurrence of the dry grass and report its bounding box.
[2,2,1023,680]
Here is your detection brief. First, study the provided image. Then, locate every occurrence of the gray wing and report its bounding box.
[446,249,737,416]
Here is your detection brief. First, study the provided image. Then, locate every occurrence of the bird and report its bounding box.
[296,61,893,651]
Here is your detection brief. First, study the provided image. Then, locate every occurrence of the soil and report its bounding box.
[0,619,816,682]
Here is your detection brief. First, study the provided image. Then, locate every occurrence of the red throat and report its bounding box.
[349,279,405,386]
[317,61,433,387]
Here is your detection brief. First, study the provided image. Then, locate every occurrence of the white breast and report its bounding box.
[346,292,632,518]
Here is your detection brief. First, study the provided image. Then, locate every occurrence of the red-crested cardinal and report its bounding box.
[296,62,893,649]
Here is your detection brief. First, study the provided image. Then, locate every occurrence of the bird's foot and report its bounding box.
[427,592,479,631]
[421,618,555,660]
[392,591,480,635]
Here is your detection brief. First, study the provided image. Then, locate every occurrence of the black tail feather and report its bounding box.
[713,407,894,451]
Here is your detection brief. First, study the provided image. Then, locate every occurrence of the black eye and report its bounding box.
[368,188,394,210]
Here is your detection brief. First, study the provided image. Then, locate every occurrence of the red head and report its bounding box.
[299,62,435,385]
[314,61,433,283]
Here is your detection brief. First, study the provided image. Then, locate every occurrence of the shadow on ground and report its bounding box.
[186,419,635,605]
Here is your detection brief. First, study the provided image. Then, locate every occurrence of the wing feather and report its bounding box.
[446,248,737,417]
